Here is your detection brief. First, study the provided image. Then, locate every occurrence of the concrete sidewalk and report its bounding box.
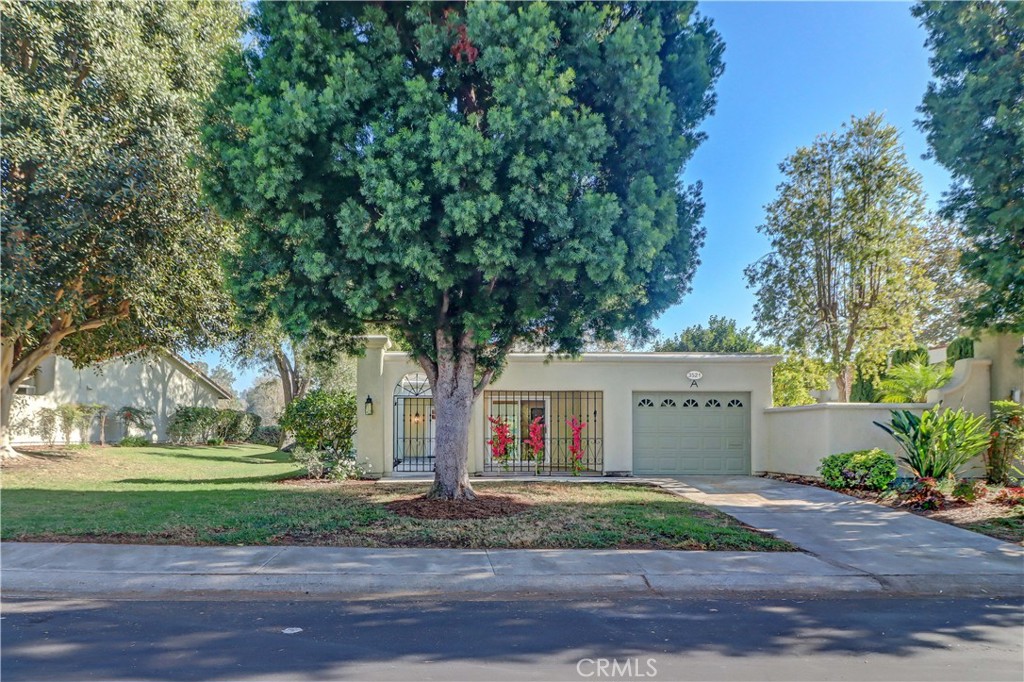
[2,476,1021,600]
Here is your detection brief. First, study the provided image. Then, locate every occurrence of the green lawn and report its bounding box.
[0,444,792,551]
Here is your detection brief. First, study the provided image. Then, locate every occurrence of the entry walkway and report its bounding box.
[652,476,1024,594]
[2,476,1021,599]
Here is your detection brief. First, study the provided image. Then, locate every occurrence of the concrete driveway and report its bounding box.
[653,476,1024,593]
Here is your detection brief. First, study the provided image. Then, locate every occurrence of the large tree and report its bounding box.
[745,113,929,402]
[204,1,724,498]
[654,315,760,353]
[0,1,243,456]
[915,217,983,346]
[914,2,1024,333]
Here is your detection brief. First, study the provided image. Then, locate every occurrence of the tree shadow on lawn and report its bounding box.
[122,447,291,465]
[116,472,303,485]
[1,596,1021,681]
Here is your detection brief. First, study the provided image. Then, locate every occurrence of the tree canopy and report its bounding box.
[0,0,244,453]
[203,1,724,497]
[745,113,929,402]
[914,1,1024,333]
[654,315,760,353]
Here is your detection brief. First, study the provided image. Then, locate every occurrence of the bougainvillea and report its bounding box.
[487,416,515,471]
[567,416,587,476]
[523,415,545,474]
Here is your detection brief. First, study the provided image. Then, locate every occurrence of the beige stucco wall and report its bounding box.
[763,402,929,477]
[355,336,779,477]
[927,358,992,416]
[976,332,1024,404]
[11,352,224,445]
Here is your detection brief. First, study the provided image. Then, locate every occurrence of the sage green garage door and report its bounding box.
[632,392,751,475]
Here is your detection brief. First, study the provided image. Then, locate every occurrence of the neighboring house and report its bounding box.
[356,331,1024,479]
[10,350,232,445]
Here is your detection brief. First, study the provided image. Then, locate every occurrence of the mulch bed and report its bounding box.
[384,493,533,520]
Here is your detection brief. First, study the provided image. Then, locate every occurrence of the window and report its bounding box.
[727,399,744,408]
[637,398,655,408]
[704,399,722,408]
[660,398,677,408]
[682,399,699,408]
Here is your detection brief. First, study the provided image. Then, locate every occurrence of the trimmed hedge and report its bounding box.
[167,406,261,444]
[279,390,357,452]
[819,449,899,491]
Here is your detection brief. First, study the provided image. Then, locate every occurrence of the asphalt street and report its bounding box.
[2,595,1022,681]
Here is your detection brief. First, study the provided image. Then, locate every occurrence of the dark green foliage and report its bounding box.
[202,0,724,369]
[0,1,245,421]
[897,477,946,510]
[850,367,880,403]
[279,390,358,453]
[890,346,929,367]
[914,2,1024,332]
[655,316,761,353]
[115,436,151,448]
[247,425,283,448]
[946,337,974,365]
[168,407,262,444]
[876,407,992,479]
[818,449,899,491]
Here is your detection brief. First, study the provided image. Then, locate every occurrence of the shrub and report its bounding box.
[292,446,369,480]
[206,437,225,446]
[215,409,261,442]
[951,479,988,503]
[117,406,154,437]
[992,487,1024,506]
[819,449,899,491]
[986,400,1024,485]
[279,390,357,452]
[115,435,150,447]
[167,406,219,443]
[897,477,946,510]
[946,337,974,366]
[875,406,992,480]
[34,408,57,446]
[55,404,79,446]
[74,403,103,445]
[247,425,283,447]
[890,346,929,367]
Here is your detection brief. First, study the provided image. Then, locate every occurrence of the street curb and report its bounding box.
[4,568,1021,600]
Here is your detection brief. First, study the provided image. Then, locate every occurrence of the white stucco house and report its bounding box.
[355,332,1022,479]
[10,350,232,445]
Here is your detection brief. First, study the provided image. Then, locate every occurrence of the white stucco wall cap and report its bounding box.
[764,401,931,414]
[380,351,782,365]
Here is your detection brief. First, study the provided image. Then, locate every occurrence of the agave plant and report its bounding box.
[877,360,954,403]
[875,406,991,479]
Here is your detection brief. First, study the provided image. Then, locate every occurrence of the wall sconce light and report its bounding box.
[413,411,422,424]
[364,395,374,416]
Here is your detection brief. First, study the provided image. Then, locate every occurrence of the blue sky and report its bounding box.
[189,1,951,392]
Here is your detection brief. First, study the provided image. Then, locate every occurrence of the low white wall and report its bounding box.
[764,402,928,477]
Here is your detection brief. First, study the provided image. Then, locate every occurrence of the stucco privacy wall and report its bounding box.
[977,332,1024,404]
[10,352,227,444]
[355,336,779,476]
[763,403,928,477]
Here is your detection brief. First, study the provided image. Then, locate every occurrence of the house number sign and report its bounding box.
[686,370,703,388]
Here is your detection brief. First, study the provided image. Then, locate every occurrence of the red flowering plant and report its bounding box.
[566,416,587,476]
[487,416,516,471]
[523,416,545,474]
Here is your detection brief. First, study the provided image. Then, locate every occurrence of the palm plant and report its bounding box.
[878,360,954,403]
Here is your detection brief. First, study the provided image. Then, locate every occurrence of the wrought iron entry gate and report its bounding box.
[393,395,436,472]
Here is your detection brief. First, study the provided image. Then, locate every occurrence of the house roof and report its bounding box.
[161,350,234,400]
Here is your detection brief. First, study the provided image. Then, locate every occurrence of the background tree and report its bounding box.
[745,113,929,402]
[654,316,760,353]
[772,355,830,407]
[877,359,953,403]
[0,1,243,457]
[914,1,1024,333]
[915,217,983,345]
[204,1,724,499]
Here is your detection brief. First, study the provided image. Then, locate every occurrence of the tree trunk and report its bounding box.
[835,365,853,403]
[425,333,481,500]
[0,381,24,460]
